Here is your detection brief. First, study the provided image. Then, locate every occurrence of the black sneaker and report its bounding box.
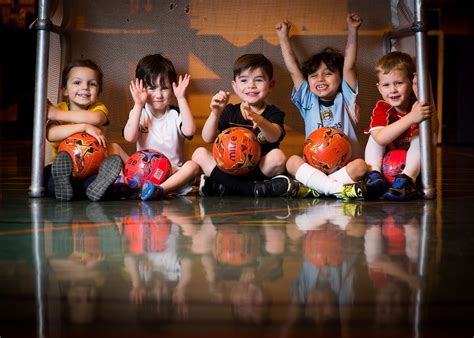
[365,170,389,199]
[383,173,418,201]
[198,175,226,197]
[51,151,74,201]
[86,155,123,201]
[254,175,291,197]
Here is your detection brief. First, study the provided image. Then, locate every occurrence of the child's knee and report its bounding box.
[185,160,201,176]
[191,147,208,164]
[286,155,305,175]
[347,159,367,181]
[268,149,287,170]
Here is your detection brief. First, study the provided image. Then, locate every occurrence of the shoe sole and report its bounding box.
[52,152,73,201]
[86,155,123,201]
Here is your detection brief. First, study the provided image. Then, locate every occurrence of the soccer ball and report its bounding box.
[212,127,261,175]
[303,127,352,174]
[58,132,106,179]
[303,229,347,267]
[381,149,407,184]
[213,227,261,266]
[124,149,172,189]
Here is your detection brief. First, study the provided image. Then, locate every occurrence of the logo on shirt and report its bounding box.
[320,108,334,125]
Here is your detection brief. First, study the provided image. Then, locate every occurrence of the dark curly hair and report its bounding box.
[301,47,344,80]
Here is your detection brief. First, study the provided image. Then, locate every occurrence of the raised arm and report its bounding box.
[276,20,305,90]
[201,91,230,143]
[173,74,196,138]
[343,12,362,92]
[123,78,147,143]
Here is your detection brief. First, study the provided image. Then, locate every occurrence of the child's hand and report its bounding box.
[410,101,432,123]
[347,12,363,32]
[84,124,107,147]
[242,102,262,129]
[173,74,191,100]
[275,20,291,40]
[210,90,230,116]
[129,78,148,107]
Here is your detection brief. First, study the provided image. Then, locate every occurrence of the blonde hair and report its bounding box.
[376,51,415,82]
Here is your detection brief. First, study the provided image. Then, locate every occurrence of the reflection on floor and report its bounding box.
[1,143,474,337]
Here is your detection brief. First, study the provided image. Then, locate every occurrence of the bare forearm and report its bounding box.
[123,105,142,143]
[48,105,107,125]
[47,123,87,142]
[371,116,416,145]
[257,121,282,143]
[177,97,196,137]
[202,113,220,143]
[343,29,358,90]
[279,36,304,89]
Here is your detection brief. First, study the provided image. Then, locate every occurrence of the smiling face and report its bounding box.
[307,62,341,102]
[62,67,100,110]
[145,75,173,116]
[377,69,412,112]
[232,67,274,109]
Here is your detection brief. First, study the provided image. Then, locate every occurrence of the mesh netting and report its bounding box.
[47,0,404,156]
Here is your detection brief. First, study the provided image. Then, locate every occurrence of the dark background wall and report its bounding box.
[0,0,473,144]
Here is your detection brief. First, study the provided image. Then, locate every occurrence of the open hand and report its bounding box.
[129,78,148,107]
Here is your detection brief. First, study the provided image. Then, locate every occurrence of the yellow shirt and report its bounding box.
[47,101,109,159]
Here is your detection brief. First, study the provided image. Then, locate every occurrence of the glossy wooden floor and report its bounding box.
[1,140,474,337]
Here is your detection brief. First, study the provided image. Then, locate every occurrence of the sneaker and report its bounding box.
[51,151,74,201]
[338,181,367,200]
[365,170,389,199]
[141,181,164,201]
[86,155,123,201]
[254,175,292,197]
[198,175,226,197]
[288,180,320,198]
[383,173,417,201]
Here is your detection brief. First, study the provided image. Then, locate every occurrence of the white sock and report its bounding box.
[295,163,343,196]
[329,166,355,185]
[365,135,385,172]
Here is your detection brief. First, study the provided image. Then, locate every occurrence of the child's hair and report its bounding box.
[376,51,415,82]
[61,59,104,93]
[301,47,344,79]
[233,54,273,80]
[136,54,177,88]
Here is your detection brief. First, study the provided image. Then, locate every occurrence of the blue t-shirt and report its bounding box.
[291,79,360,159]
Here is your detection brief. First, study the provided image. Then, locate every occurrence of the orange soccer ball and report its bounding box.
[58,132,106,179]
[303,229,348,267]
[213,227,261,266]
[303,127,352,174]
[212,127,261,175]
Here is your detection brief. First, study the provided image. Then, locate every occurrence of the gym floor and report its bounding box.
[0,138,473,337]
